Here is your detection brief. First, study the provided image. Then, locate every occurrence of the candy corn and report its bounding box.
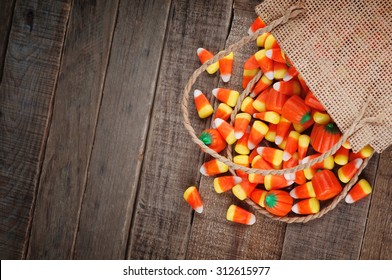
[349,145,373,161]
[283,65,298,81]
[273,80,301,96]
[244,55,259,70]
[226,205,256,225]
[194,89,213,118]
[337,158,363,183]
[292,198,320,214]
[334,146,349,165]
[233,155,249,178]
[232,180,257,200]
[273,62,288,80]
[303,167,317,180]
[212,88,239,107]
[197,48,219,74]
[248,155,272,184]
[298,74,309,93]
[265,190,293,217]
[264,174,293,190]
[200,159,229,176]
[257,147,284,166]
[293,119,314,133]
[313,111,331,125]
[254,49,274,80]
[275,116,291,145]
[219,52,233,82]
[248,17,266,35]
[248,121,269,150]
[235,131,250,155]
[265,88,288,115]
[297,134,310,159]
[256,32,269,47]
[252,89,268,112]
[264,33,279,50]
[305,91,325,111]
[242,69,259,89]
[214,118,236,145]
[283,130,300,161]
[241,96,258,115]
[253,111,281,124]
[212,103,233,126]
[199,129,226,153]
[183,186,203,213]
[265,48,286,63]
[301,154,334,170]
[345,179,372,204]
[250,189,268,207]
[251,75,273,97]
[213,176,243,193]
[290,182,316,199]
[265,123,277,142]
[234,113,251,139]
[312,170,342,200]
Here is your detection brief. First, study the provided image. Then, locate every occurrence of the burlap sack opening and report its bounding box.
[181,1,390,223]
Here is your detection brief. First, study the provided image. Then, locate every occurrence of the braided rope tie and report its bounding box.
[181,4,380,223]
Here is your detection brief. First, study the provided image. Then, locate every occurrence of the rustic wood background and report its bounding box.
[0,0,391,260]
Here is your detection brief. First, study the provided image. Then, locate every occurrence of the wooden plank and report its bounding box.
[26,0,119,259]
[186,0,287,260]
[72,0,172,259]
[126,0,234,260]
[0,0,16,81]
[0,0,71,259]
[281,154,380,259]
[360,146,392,259]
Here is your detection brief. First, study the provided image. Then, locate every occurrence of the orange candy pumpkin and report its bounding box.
[199,129,226,153]
[312,170,342,200]
[282,95,312,125]
[310,123,341,153]
[264,190,293,216]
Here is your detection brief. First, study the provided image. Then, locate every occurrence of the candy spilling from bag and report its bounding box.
[183,17,374,225]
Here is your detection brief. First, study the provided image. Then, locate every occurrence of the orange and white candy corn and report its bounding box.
[301,154,334,170]
[183,186,203,213]
[297,74,309,93]
[212,88,239,107]
[197,47,219,74]
[253,111,280,125]
[338,158,363,183]
[334,146,349,166]
[250,189,268,207]
[226,204,256,225]
[264,33,279,50]
[265,48,286,63]
[264,174,294,190]
[248,148,259,165]
[257,147,284,166]
[242,69,259,89]
[251,75,273,97]
[283,130,300,161]
[292,198,320,214]
[219,52,233,82]
[213,176,243,194]
[345,179,372,204]
[244,55,260,70]
[273,62,288,80]
[297,134,310,160]
[248,121,269,150]
[265,123,277,143]
[212,103,233,127]
[241,96,258,115]
[304,168,317,180]
[290,182,316,199]
[283,65,298,81]
[342,140,351,149]
[233,155,249,178]
[235,130,250,155]
[248,17,266,35]
[256,32,269,47]
[275,116,291,145]
[234,113,251,139]
[200,159,228,176]
[248,155,272,184]
[194,89,213,118]
[254,49,274,80]
[232,180,257,200]
[273,80,301,96]
[214,118,236,145]
[349,144,373,161]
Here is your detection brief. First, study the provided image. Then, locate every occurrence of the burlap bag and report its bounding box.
[181,0,391,222]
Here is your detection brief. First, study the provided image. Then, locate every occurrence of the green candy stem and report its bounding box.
[265,193,278,208]
[300,112,312,124]
[199,131,212,145]
[325,122,339,134]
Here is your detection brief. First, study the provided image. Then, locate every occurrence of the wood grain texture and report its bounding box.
[72,0,172,259]
[0,0,71,259]
[281,154,380,259]
[26,0,119,259]
[126,0,234,260]
[0,0,16,81]
[360,147,392,259]
[186,0,287,260]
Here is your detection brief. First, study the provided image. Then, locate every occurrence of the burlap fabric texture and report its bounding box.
[255,0,391,153]
[181,3,388,222]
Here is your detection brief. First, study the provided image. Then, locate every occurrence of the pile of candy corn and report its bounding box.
[184,17,373,225]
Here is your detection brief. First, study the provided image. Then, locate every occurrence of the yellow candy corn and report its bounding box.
[184,186,203,213]
[226,205,256,225]
[194,89,213,118]
[345,179,372,204]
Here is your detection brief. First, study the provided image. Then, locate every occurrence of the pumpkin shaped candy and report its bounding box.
[264,190,293,216]
[310,122,341,153]
[282,95,312,125]
[199,129,226,153]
